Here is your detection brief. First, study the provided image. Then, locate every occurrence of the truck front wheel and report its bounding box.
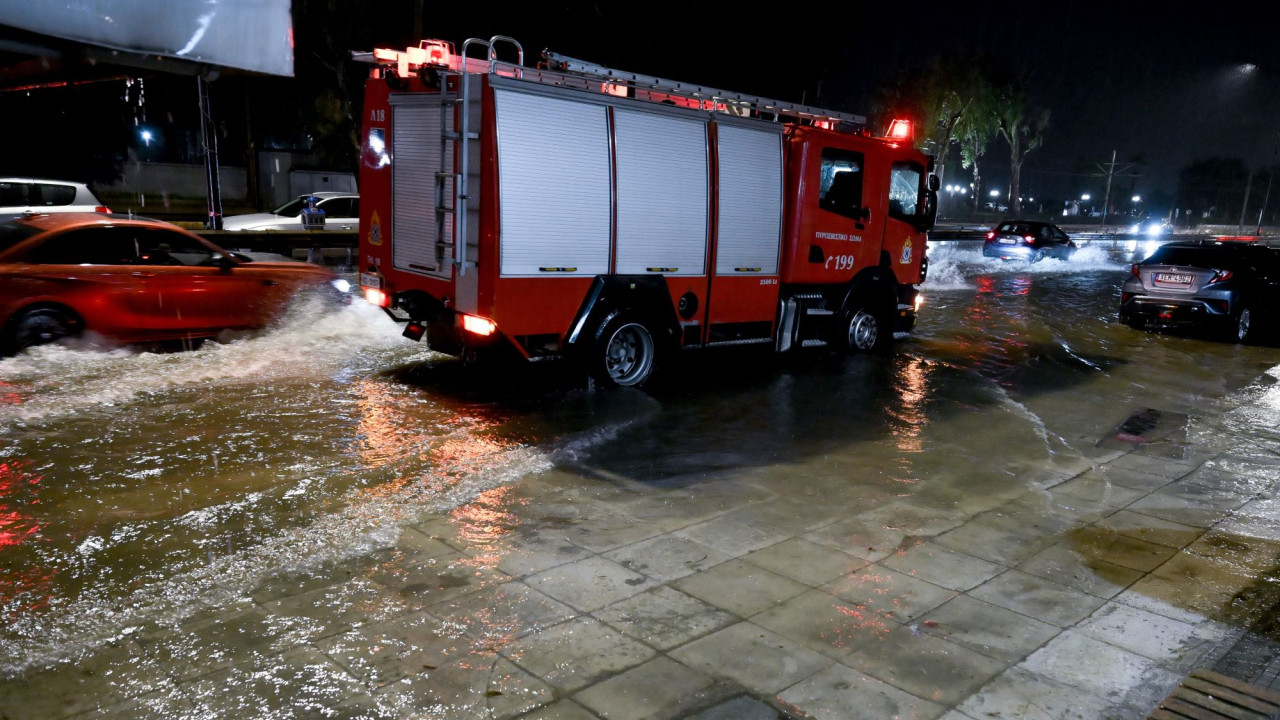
[592,314,657,387]
[840,305,885,353]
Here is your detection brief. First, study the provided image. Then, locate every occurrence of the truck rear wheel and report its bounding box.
[592,314,657,387]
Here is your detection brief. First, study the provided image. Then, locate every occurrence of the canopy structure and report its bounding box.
[0,0,293,89]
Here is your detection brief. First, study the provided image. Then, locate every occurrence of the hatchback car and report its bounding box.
[983,220,1077,261]
[0,178,111,217]
[1119,240,1280,343]
[221,192,359,231]
[0,213,347,356]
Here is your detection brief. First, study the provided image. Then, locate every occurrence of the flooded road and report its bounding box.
[4,240,1280,718]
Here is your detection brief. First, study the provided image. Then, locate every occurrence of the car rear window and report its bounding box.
[1143,245,1248,269]
[996,223,1036,235]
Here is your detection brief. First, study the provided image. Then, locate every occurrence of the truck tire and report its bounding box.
[3,307,80,356]
[592,314,657,387]
[840,304,885,353]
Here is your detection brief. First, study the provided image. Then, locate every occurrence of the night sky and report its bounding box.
[406,1,1280,203]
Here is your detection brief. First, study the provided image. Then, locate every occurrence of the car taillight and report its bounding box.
[986,231,995,240]
[94,206,112,214]
[1130,264,1140,278]
[1023,235,1035,244]
[1207,270,1233,285]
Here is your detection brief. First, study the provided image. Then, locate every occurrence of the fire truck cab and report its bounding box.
[355,36,937,387]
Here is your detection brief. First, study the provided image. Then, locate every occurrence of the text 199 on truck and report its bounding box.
[355,35,938,388]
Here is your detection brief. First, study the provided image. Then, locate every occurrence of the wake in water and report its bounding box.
[0,295,427,430]
[921,240,1132,292]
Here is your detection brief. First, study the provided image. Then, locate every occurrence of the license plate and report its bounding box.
[360,273,382,289]
[997,238,1017,245]
[1155,273,1193,285]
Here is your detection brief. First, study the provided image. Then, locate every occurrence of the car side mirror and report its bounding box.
[928,174,940,192]
[215,252,236,270]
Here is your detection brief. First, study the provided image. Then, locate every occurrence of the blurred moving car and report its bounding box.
[1119,239,1280,343]
[0,178,111,216]
[221,192,359,231]
[1127,218,1171,237]
[0,213,349,356]
[982,219,1077,261]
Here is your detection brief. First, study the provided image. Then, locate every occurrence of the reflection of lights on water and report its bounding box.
[450,485,523,545]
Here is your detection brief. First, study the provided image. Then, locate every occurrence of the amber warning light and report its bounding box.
[886,119,913,141]
[373,39,455,77]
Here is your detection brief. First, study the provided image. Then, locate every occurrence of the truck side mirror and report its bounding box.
[928,174,940,192]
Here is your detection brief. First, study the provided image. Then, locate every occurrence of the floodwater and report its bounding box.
[2,239,1280,714]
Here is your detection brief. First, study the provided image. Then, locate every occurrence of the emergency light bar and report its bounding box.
[370,39,456,77]
[886,119,913,141]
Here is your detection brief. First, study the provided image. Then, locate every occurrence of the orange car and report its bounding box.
[0,213,348,355]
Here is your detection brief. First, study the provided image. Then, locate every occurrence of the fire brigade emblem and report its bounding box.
[900,237,912,264]
[369,211,383,246]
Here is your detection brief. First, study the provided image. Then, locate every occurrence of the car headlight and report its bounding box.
[330,278,351,293]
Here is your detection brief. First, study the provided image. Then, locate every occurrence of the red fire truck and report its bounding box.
[354,35,937,387]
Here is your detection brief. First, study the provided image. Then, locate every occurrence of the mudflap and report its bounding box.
[894,285,919,338]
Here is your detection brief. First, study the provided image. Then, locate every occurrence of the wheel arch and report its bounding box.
[564,275,682,355]
[0,301,86,355]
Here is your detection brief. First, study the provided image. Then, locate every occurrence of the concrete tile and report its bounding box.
[778,663,945,720]
[93,690,194,720]
[1066,526,1178,572]
[823,566,956,624]
[526,556,652,613]
[374,652,554,719]
[248,554,388,604]
[933,515,1059,566]
[1075,601,1230,672]
[428,581,578,650]
[316,609,470,685]
[476,536,590,579]
[520,699,601,720]
[879,541,1004,591]
[684,695,787,720]
[258,577,414,643]
[565,509,666,554]
[720,496,844,536]
[185,646,367,719]
[956,666,1121,720]
[843,625,1010,706]
[602,534,731,582]
[803,517,913,562]
[1106,453,1197,480]
[1048,474,1145,508]
[1125,492,1223,528]
[500,616,655,693]
[751,588,898,659]
[1095,509,1201,549]
[1015,543,1143,598]
[595,585,736,651]
[141,606,293,682]
[1184,529,1280,576]
[1115,573,1243,625]
[1096,463,1180,493]
[670,622,832,694]
[742,538,869,587]
[672,559,809,617]
[369,551,513,609]
[915,595,1058,664]
[969,570,1106,627]
[573,656,720,720]
[1020,630,1181,707]
[674,514,791,558]
[0,640,152,720]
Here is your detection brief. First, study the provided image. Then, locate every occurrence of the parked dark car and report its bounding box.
[982,220,1077,262]
[1119,240,1280,343]
[0,213,348,356]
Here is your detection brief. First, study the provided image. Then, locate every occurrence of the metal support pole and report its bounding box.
[1101,150,1115,226]
[198,74,224,230]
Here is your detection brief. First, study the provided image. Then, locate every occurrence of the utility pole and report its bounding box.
[1239,169,1254,233]
[1095,150,1136,227]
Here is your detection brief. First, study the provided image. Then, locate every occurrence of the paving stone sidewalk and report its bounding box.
[8,377,1280,719]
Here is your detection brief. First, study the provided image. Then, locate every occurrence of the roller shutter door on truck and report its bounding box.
[493,88,611,277]
[613,108,709,276]
[389,94,450,277]
[715,123,783,275]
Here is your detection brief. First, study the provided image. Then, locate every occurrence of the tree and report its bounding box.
[957,71,1001,214]
[994,81,1050,217]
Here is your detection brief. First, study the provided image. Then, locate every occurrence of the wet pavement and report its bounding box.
[5,242,1280,718]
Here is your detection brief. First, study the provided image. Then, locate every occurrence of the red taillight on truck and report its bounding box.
[363,287,390,307]
[460,313,496,336]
